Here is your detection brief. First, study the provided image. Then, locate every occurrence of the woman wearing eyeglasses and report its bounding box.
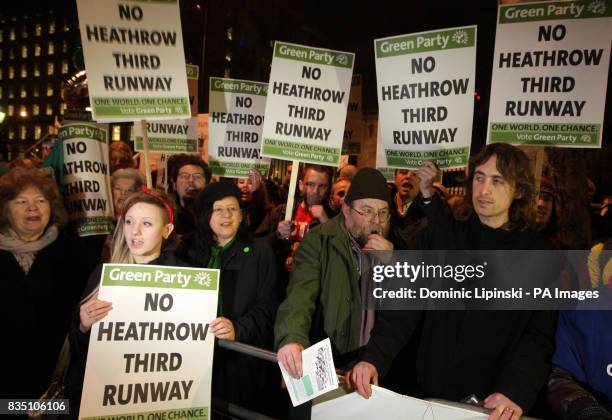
[178,181,281,416]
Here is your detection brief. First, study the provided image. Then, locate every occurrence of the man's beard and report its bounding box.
[182,195,196,213]
[352,225,383,248]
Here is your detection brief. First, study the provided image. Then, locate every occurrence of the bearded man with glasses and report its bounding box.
[275,167,405,417]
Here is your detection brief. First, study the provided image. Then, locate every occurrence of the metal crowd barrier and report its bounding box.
[214,340,541,420]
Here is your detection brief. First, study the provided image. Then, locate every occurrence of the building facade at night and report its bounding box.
[0,8,79,161]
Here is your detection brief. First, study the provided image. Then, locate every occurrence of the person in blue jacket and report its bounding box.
[547,303,612,419]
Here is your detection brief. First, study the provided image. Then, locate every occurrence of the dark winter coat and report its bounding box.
[362,195,557,412]
[0,228,101,399]
[177,234,281,414]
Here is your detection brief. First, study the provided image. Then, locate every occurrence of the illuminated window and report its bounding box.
[33,63,40,77]
[19,105,27,117]
[21,45,27,58]
[33,85,39,97]
[0,30,3,42]
[8,105,14,116]
[21,64,27,78]
[21,25,28,38]
[33,104,39,115]
[8,66,14,79]
[0,86,2,98]
[62,40,68,53]
[34,125,41,139]
[34,43,41,56]
[47,41,54,55]
[8,129,15,140]
[47,62,54,75]
[49,21,55,34]
[9,48,15,60]
[20,85,26,98]
[63,19,69,32]
[112,125,121,141]
[130,125,135,141]
[46,104,53,115]
[20,126,27,140]
[9,28,15,41]
[35,24,42,36]
[8,87,14,98]
[60,102,66,115]
[47,125,55,134]
[46,83,53,97]
[226,27,233,41]
[61,59,69,74]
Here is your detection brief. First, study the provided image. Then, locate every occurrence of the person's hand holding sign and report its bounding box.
[210,316,236,341]
[79,296,113,333]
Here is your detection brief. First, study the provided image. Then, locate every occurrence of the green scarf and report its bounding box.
[207,237,236,269]
[207,237,236,315]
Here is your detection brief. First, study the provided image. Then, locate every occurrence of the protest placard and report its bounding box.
[375,26,477,169]
[375,124,395,182]
[197,114,209,163]
[208,77,270,177]
[488,0,611,148]
[187,64,199,117]
[343,74,364,155]
[79,264,219,419]
[76,0,190,121]
[134,118,198,153]
[261,41,354,165]
[60,122,113,236]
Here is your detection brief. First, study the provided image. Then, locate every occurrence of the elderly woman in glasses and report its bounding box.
[178,181,280,416]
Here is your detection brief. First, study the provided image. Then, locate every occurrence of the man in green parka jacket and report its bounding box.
[275,168,395,379]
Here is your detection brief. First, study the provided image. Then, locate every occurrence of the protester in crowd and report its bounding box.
[64,189,181,417]
[338,163,358,180]
[535,178,555,232]
[236,170,274,233]
[534,178,565,250]
[95,168,146,261]
[109,141,135,173]
[547,303,612,420]
[329,177,351,214]
[110,168,144,220]
[275,168,396,418]
[0,167,98,399]
[167,154,212,235]
[390,168,428,249]
[348,144,557,420]
[256,164,333,273]
[264,177,283,207]
[178,181,280,415]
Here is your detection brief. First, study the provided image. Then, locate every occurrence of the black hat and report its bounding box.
[345,168,391,204]
[196,181,241,208]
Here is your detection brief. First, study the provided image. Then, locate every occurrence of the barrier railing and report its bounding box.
[214,340,540,420]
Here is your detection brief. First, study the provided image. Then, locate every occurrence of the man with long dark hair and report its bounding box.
[348,144,557,420]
